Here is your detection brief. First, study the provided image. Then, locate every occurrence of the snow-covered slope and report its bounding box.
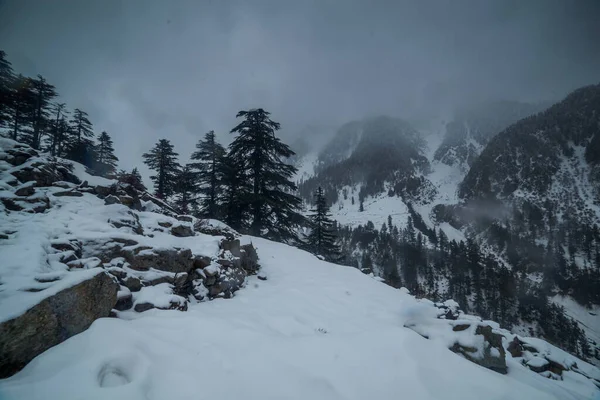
[1,236,599,400]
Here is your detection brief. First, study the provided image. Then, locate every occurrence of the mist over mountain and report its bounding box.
[1,1,600,398]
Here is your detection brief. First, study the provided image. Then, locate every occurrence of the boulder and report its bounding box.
[0,272,118,378]
[11,160,80,187]
[53,190,83,197]
[221,239,241,257]
[114,290,133,311]
[94,185,114,197]
[240,243,259,273]
[127,247,194,274]
[121,276,143,292]
[158,221,173,228]
[14,182,35,197]
[450,325,507,374]
[134,302,154,313]
[193,255,211,269]
[104,195,121,205]
[171,224,194,237]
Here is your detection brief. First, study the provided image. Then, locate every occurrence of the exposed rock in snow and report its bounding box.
[0,271,118,378]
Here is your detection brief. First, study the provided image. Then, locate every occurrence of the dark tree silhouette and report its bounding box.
[190,130,226,218]
[307,186,341,262]
[93,131,119,177]
[229,108,305,240]
[143,139,180,199]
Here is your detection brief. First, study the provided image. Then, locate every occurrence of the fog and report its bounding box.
[1,0,599,174]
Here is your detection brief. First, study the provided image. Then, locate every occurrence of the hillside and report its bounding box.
[0,138,599,399]
[294,88,600,367]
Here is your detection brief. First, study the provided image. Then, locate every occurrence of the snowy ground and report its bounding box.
[0,237,598,400]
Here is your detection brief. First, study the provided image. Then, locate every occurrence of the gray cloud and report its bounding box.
[1,0,599,178]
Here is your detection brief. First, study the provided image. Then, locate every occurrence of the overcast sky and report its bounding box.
[1,0,599,175]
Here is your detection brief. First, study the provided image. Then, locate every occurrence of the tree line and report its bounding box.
[0,50,118,178]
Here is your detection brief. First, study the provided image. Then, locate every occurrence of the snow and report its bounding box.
[0,188,219,324]
[551,295,600,355]
[1,237,598,400]
[329,184,410,229]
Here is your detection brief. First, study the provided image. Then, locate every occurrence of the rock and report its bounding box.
[452,324,470,332]
[114,290,133,311]
[53,190,83,197]
[221,239,241,257]
[107,268,127,280]
[176,215,194,223]
[171,224,194,237]
[104,195,121,205]
[121,276,143,292]
[119,195,142,211]
[257,274,267,281]
[526,357,550,373]
[194,220,237,240]
[14,182,35,197]
[134,302,154,313]
[174,272,188,287]
[127,247,193,274]
[0,234,8,240]
[193,255,211,269]
[158,221,172,228]
[240,243,259,273]
[109,212,143,234]
[0,272,118,378]
[11,160,80,187]
[94,185,114,197]
[51,240,82,258]
[507,336,524,358]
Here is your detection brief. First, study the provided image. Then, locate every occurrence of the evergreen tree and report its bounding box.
[307,186,341,262]
[142,139,181,199]
[359,199,364,212]
[27,75,57,149]
[174,164,197,214]
[93,131,119,177]
[0,50,14,129]
[47,102,67,156]
[66,108,95,165]
[221,154,249,230]
[229,108,305,240]
[190,130,226,218]
[7,74,35,141]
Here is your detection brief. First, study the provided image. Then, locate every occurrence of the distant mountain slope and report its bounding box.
[434,100,550,171]
[460,84,600,205]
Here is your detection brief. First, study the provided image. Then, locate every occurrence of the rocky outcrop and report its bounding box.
[449,325,507,374]
[0,272,118,378]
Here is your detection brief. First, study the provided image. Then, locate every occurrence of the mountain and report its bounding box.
[434,100,550,171]
[0,138,599,399]
[295,88,600,367]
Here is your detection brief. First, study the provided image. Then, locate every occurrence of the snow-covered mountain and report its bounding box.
[0,138,599,399]
[294,87,600,367]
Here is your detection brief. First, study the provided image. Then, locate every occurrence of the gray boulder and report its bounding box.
[171,224,194,237]
[0,272,118,378]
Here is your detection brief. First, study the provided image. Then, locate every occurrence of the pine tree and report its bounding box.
[66,108,95,165]
[174,164,197,214]
[359,199,364,212]
[27,75,57,149]
[93,131,119,177]
[190,130,226,218]
[221,154,249,230]
[7,74,35,141]
[229,108,305,240]
[307,186,341,262]
[142,139,181,199]
[0,50,15,129]
[47,102,67,156]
